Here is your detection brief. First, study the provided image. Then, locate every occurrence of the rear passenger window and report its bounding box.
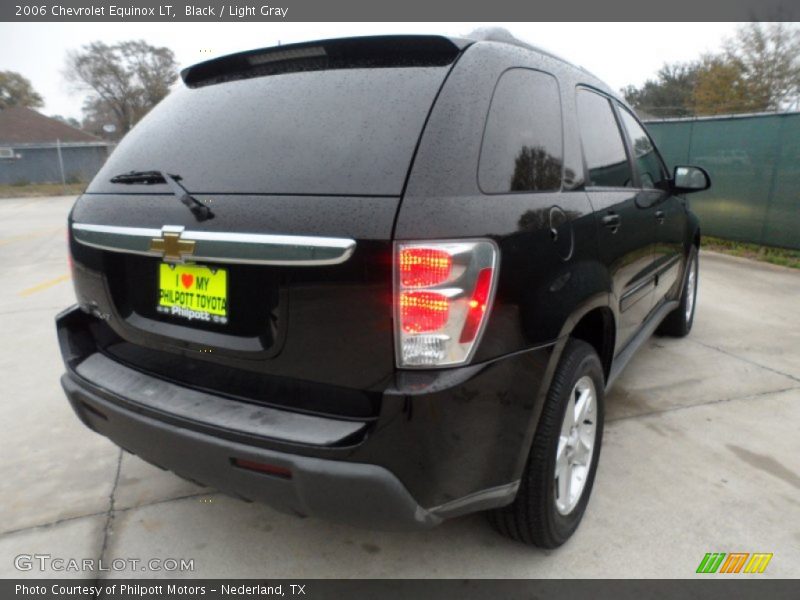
[617,107,668,189]
[576,89,633,188]
[479,69,563,194]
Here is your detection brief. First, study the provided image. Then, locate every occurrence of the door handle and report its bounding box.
[655,210,665,224]
[601,213,621,232]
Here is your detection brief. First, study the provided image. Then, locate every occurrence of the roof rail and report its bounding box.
[463,27,608,85]
[464,27,568,63]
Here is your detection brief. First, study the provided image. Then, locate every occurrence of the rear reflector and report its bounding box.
[394,240,498,368]
[232,458,292,479]
[460,268,493,343]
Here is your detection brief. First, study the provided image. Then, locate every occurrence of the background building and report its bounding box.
[0,107,113,186]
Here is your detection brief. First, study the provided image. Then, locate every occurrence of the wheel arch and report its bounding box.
[551,291,616,386]
[568,306,616,384]
[686,208,701,253]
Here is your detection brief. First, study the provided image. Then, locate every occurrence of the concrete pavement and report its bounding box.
[0,196,798,578]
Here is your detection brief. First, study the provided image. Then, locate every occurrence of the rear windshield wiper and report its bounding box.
[109,170,214,222]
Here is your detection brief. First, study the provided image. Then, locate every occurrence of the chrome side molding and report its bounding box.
[71,223,356,266]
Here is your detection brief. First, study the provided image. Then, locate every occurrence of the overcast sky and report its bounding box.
[1,22,741,120]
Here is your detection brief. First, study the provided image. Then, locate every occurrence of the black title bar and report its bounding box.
[3,0,799,22]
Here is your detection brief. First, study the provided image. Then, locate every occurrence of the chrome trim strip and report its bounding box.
[619,255,682,312]
[72,224,163,257]
[72,223,356,266]
[621,275,655,302]
[654,253,682,277]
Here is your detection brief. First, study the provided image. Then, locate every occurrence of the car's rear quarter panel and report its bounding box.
[392,42,614,491]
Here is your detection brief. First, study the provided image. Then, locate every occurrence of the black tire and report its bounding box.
[488,339,604,548]
[657,247,698,337]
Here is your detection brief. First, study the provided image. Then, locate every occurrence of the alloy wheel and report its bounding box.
[554,375,597,515]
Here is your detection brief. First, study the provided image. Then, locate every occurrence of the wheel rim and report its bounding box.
[685,257,697,322]
[554,375,597,515]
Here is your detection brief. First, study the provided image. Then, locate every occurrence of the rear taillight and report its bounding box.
[394,241,498,367]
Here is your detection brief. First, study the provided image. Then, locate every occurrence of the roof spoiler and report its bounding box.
[181,35,471,88]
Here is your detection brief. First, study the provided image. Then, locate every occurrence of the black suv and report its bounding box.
[57,32,709,548]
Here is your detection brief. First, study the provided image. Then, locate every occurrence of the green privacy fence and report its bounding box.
[645,112,800,250]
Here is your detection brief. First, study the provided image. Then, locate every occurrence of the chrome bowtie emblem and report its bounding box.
[149,227,196,263]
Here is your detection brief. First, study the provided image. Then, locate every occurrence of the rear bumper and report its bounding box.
[62,371,440,529]
[57,306,556,530]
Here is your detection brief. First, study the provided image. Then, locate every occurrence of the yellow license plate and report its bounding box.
[158,263,228,323]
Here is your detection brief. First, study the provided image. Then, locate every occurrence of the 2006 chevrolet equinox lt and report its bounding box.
[57,31,709,547]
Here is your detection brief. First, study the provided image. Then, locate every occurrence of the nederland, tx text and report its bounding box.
[186,4,289,17]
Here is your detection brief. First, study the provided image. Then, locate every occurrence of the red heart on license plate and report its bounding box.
[181,273,194,289]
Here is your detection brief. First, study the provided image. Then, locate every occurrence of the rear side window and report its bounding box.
[479,69,563,194]
[617,107,668,189]
[576,89,633,188]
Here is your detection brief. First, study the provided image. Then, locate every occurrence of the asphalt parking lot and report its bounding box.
[0,195,798,579]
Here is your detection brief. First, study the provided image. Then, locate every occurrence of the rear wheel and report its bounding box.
[657,248,698,337]
[488,339,604,548]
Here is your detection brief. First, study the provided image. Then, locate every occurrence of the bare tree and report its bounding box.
[66,40,178,135]
[0,70,44,110]
[510,146,563,192]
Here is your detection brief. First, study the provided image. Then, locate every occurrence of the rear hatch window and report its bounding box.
[88,36,464,197]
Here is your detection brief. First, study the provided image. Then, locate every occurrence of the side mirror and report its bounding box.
[672,165,711,194]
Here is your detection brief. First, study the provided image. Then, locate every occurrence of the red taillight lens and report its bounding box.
[459,268,493,343]
[399,247,452,288]
[395,241,497,367]
[400,291,449,333]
